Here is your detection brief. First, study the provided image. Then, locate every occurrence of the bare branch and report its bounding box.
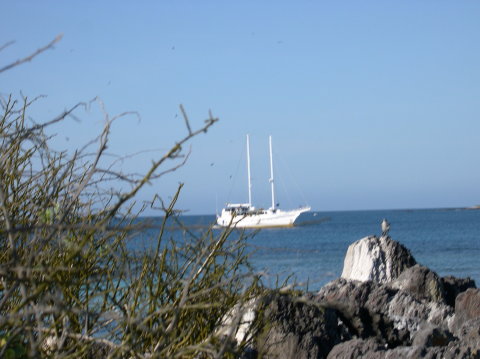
[103,109,218,218]
[0,34,63,74]
[0,40,15,53]
[0,91,263,357]
[0,186,16,256]
[0,99,88,141]
[179,104,192,135]
[151,146,191,179]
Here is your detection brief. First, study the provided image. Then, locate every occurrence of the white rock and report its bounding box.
[341,235,415,284]
[216,298,257,344]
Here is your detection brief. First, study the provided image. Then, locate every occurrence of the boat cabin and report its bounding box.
[223,203,253,215]
[223,203,274,216]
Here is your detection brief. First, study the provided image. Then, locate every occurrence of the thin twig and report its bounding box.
[103,110,217,218]
[0,40,15,53]
[0,186,16,256]
[179,104,192,135]
[0,34,63,74]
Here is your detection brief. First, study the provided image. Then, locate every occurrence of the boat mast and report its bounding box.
[269,135,276,210]
[246,134,252,207]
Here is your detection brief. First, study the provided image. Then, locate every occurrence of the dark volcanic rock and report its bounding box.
[451,288,480,351]
[389,342,480,359]
[390,264,446,304]
[317,277,454,344]
[453,288,480,330]
[254,293,346,359]
[317,279,410,346]
[327,337,479,359]
[245,235,480,358]
[411,325,455,348]
[442,275,476,307]
[456,317,480,352]
[326,338,387,359]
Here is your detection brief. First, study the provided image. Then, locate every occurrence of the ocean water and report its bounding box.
[135,209,480,292]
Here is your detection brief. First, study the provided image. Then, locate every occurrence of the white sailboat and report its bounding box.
[216,135,311,228]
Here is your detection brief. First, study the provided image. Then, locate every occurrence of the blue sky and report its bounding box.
[2,1,480,214]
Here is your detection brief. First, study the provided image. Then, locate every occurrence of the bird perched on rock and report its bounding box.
[381,218,390,237]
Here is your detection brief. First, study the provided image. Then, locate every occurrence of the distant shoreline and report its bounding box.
[465,205,480,210]
[135,206,480,218]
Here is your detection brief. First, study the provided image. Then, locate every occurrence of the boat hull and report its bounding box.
[216,207,310,228]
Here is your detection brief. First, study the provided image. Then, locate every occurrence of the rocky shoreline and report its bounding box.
[240,235,479,358]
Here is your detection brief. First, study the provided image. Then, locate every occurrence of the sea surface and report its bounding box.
[134,208,480,292]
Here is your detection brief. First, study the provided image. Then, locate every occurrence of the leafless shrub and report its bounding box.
[0,38,264,359]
